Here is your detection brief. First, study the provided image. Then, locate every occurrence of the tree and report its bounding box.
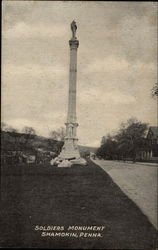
[22,126,36,135]
[152,83,158,97]
[116,118,148,162]
[1,122,7,131]
[101,136,106,145]
[97,118,149,162]
[21,126,36,150]
[1,122,18,133]
[97,134,118,160]
[50,127,66,141]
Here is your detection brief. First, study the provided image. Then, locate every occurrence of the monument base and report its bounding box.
[50,156,87,167]
[50,137,87,167]
[58,159,73,168]
[59,138,80,159]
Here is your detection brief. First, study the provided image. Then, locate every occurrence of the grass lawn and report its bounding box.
[0,159,157,249]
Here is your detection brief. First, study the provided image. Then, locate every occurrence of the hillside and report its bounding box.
[1,131,98,154]
[78,145,97,154]
[1,131,63,154]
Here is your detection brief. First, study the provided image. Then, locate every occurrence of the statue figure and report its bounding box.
[71,20,77,39]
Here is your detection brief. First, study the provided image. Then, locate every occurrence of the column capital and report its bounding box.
[69,39,79,49]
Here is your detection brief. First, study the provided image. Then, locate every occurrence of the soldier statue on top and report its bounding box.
[71,20,77,39]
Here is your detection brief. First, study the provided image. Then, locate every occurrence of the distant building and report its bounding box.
[90,152,96,160]
[140,126,158,159]
[146,126,158,157]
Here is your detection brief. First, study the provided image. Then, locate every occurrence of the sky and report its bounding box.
[2,1,157,147]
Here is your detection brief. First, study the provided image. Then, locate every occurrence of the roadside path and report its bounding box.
[92,159,158,229]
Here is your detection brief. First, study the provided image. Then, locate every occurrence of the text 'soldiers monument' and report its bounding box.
[51,21,86,167]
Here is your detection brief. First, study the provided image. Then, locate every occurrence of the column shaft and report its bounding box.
[67,47,77,123]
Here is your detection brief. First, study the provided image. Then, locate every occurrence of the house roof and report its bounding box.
[147,126,158,139]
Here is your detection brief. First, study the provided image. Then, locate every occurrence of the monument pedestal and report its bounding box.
[59,139,80,159]
[51,137,87,167]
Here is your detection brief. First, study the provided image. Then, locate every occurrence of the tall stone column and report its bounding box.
[67,39,79,124]
[59,35,80,159]
[51,21,86,166]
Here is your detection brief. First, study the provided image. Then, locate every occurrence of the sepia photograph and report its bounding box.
[1,1,158,249]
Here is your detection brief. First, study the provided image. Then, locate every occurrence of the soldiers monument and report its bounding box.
[51,21,87,167]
